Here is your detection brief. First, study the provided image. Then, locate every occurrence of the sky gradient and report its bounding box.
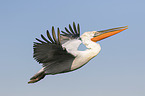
[0,0,145,96]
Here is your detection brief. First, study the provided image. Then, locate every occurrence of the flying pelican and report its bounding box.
[28,22,128,84]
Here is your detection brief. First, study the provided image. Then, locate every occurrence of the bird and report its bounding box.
[28,22,128,84]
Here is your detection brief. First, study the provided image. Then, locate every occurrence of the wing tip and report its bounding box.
[61,22,80,38]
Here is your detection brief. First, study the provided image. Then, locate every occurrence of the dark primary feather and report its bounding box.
[57,28,61,44]
[33,26,76,74]
[47,30,54,43]
[41,34,50,43]
[77,23,80,35]
[61,22,80,44]
[65,27,71,34]
[52,26,57,43]
[73,22,77,34]
[69,24,75,34]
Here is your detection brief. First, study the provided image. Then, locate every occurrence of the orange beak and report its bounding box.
[91,26,128,42]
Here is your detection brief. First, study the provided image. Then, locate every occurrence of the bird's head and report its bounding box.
[81,26,128,42]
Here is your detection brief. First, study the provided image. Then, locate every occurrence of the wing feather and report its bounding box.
[65,27,71,34]
[61,22,80,43]
[57,28,61,44]
[33,26,76,74]
[33,22,82,74]
[69,24,75,34]
[47,30,54,43]
[35,38,45,43]
[61,31,68,35]
[41,34,51,43]
[73,22,77,34]
[60,22,82,52]
[52,26,57,44]
[77,23,80,35]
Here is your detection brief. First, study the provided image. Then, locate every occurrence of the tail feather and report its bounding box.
[28,68,46,84]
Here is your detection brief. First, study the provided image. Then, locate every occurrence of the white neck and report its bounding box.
[81,37,101,51]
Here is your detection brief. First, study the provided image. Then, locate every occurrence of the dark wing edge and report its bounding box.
[61,22,80,39]
[34,27,61,45]
[33,27,62,63]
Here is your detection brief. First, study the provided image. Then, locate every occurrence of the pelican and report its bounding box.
[28,22,128,84]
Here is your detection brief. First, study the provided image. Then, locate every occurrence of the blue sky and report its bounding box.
[0,0,145,96]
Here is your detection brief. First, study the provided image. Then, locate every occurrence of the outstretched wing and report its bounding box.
[33,26,75,74]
